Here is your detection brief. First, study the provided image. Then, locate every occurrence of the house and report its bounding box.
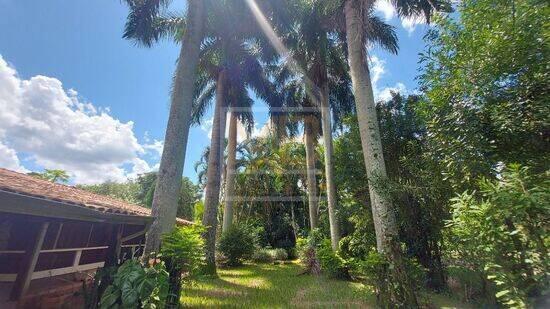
[0,168,191,308]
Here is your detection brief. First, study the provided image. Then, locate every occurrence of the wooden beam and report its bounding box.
[104,224,123,267]
[10,221,49,300]
[121,229,147,243]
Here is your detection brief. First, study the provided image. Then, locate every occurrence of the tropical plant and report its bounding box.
[446,165,549,307]
[341,0,450,305]
[218,223,258,266]
[122,0,206,256]
[98,259,169,309]
[251,248,275,263]
[160,224,206,306]
[28,169,70,183]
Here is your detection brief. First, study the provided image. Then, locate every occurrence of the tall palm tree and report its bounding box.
[269,0,396,250]
[189,0,279,273]
[341,0,449,305]
[122,0,205,256]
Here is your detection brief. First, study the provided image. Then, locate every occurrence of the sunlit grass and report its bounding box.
[181,262,473,308]
[181,262,375,308]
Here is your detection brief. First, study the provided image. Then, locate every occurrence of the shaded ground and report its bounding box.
[181,262,470,308]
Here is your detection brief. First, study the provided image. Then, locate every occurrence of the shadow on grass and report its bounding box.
[181,262,375,308]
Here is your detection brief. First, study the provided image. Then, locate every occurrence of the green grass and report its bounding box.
[181,262,375,308]
[181,262,472,308]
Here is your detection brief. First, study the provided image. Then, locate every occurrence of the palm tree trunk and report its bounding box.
[344,0,417,306]
[222,111,238,232]
[202,70,228,275]
[304,115,319,230]
[143,0,204,257]
[319,77,340,251]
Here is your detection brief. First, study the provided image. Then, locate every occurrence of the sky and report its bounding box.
[0,0,430,185]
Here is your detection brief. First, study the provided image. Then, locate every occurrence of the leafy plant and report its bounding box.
[160,224,205,306]
[316,239,349,279]
[99,259,169,309]
[446,165,549,307]
[272,248,288,261]
[251,248,274,263]
[218,224,257,266]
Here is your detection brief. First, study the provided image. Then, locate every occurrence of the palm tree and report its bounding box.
[28,169,70,183]
[122,0,205,256]
[269,0,396,250]
[189,0,279,273]
[341,0,449,305]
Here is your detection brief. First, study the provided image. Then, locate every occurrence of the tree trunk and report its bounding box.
[222,111,238,232]
[319,70,340,251]
[304,115,319,230]
[344,0,418,306]
[143,0,204,257]
[202,70,228,275]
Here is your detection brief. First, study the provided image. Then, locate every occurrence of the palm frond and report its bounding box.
[365,15,399,54]
[122,0,182,47]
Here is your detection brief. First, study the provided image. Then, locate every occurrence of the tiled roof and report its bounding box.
[0,168,192,225]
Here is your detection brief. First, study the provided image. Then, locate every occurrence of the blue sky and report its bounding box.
[0,0,430,184]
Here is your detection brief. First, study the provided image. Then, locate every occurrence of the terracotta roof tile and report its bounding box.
[0,168,192,225]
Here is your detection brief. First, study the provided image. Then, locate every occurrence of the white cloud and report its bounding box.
[0,142,27,173]
[374,0,427,34]
[0,55,157,184]
[200,113,253,143]
[369,55,386,86]
[368,54,408,101]
[252,120,271,139]
[377,82,407,101]
[375,0,396,21]
[401,15,426,34]
[200,117,214,139]
[143,139,164,157]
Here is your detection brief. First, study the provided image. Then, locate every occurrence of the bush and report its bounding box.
[316,239,350,279]
[160,224,205,306]
[218,224,257,266]
[160,224,205,278]
[286,247,298,260]
[272,248,288,261]
[446,165,549,307]
[251,248,274,263]
[99,259,169,309]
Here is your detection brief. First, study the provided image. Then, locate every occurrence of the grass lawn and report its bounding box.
[181,262,471,308]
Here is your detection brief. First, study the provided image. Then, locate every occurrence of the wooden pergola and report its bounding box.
[0,168,191,308]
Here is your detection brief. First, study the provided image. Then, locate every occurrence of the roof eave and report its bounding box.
[0,189,153,225]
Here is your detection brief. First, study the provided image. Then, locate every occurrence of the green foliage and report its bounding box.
[28,169,70,183]
[159,224,205,306]
[251,248,275,263]
[272,248,288,261]
[160,224,206,279]
[99,259,169,309]
[419,0,550,190]
[218,224,257,266]
[316,239,349,279]
[446,165,549,307]
[79,172,201,221]
[77,181,141,204]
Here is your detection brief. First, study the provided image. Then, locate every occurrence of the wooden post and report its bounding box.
[10,221,49,301]
[104,224,123,267]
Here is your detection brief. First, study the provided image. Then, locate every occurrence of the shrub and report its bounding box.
[99,259,169,309]
[446,165,549,307]
[160,224,205,278]
[272,248,288,261]
[218,224,257,266]
[286,247,298,260]
[251,248,274,263]
[316,239,350,279]
[160,224,205,306]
